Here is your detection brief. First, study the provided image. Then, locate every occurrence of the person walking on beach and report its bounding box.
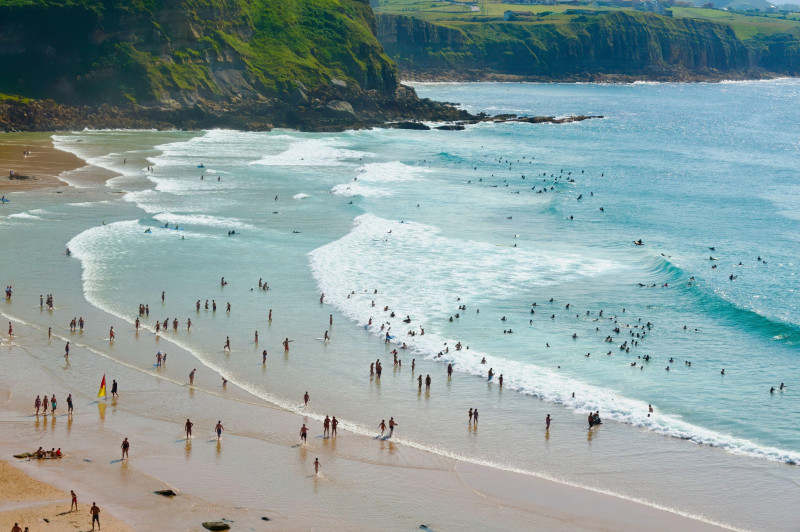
[379,419,386,437]
[545,414,551,431]
[11,523,22,532]
[120,438,130,460]
[331,416,338,437]
[90,502,100,530]
[111,379,118,398]
[64,341,70,359]
[324,415,331,438]
[388,417,397,437]
[42,395,48,416]
[70,490,78,511]
[468,408,473,424]
[300,423,308,444]
[304,391,309,407]
[185,419,193,439]
[67,394,73,415]
[35,395,41,415]
[223,336,231,351]
[473,409,479,424]
[50,395,57,414]
[108,326,114,342]
[187,318,192,330]
[215,420,224,440]
[8,321,12,337]
[189,369,196,385]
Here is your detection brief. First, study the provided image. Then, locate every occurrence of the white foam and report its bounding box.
[152,212,255,231]
[249,137,368,167]
[330,183,391,197]
[8,212,42,220]
[292,193,310,200]
[309,214,800,466]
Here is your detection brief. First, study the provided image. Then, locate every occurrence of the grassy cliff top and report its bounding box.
[374,0,800,39]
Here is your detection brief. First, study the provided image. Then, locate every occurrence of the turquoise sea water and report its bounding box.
[2,80,799,528]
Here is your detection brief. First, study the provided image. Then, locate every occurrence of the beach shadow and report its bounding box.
[110,459,123,464]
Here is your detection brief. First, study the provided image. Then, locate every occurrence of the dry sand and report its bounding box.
[0,461,132,532]
[0,133,82,192]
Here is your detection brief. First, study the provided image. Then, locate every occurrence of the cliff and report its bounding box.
[0,0,470,131]
[376,11,799,81]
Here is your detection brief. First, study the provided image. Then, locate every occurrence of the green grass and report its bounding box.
[375,0,800,40]
[671,7,800,39]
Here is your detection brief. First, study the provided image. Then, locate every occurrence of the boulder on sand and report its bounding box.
[202,522,230,531]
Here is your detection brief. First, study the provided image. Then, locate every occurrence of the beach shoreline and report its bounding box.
[0,128,784,530]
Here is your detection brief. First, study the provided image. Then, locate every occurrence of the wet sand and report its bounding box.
[0,320,726,531]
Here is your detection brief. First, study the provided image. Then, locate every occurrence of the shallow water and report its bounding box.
[1,80,799,529]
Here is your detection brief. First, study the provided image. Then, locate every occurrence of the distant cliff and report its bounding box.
[0,0,469,131]
[376,11,800,81]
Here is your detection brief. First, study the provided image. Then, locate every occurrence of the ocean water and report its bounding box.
[2,80,799,529]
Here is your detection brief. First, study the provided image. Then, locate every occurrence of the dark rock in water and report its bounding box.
[202,522,230,531]
[435,124,465,130]
[391,121,430,130]
[153,489,177,497]
[261,516,271,521]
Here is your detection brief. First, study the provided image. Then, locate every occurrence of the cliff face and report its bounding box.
[0,0,398,106]
[377,11,795,80]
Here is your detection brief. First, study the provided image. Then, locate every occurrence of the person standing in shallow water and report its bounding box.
[120,437,130,460]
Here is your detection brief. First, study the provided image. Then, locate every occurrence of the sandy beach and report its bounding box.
[0,129,776,531]
[0,133,84,192]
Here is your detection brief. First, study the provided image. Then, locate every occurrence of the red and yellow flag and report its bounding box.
[97,374,106,398]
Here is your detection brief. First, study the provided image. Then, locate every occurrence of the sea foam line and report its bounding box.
[308,214,800,466]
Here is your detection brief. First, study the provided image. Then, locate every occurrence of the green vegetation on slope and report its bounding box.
[0,0,398,105]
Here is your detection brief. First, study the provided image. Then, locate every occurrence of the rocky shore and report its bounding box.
[0,82,474,133]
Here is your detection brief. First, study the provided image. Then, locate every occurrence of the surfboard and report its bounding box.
[0,198,10,203]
